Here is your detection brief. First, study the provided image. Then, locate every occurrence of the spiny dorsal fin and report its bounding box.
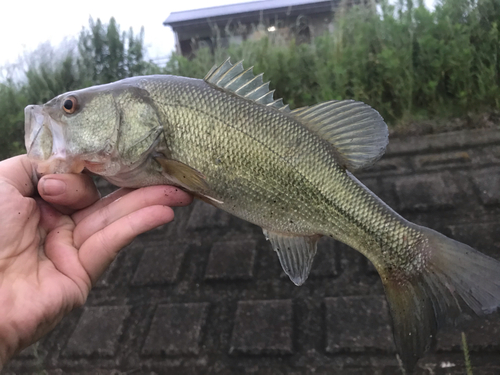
[205,58,290,113]
[263,229,320,286]
[291,100,388,170]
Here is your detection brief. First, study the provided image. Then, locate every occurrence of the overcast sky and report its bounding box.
[0,0,253,67]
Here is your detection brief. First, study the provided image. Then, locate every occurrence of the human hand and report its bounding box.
[0,155,192,368]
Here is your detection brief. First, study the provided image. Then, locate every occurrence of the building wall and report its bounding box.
[3,128,500,374]
[173,11,335,55]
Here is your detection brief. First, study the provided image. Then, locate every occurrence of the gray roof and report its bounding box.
[164,0,332,26]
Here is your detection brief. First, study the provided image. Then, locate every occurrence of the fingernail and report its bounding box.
[41,179,67,196]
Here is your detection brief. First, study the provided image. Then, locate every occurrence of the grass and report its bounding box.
[462,332,474,375]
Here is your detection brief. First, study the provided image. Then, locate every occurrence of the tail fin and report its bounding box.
[382,226,500,371]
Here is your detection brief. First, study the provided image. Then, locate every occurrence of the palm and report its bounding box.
[0,155,192,366]
[0,190,88,349]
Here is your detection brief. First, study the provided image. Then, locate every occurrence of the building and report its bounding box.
[164,0,339,56]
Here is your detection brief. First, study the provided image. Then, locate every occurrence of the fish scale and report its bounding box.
[24,59,500,372]
[147,76,423,282]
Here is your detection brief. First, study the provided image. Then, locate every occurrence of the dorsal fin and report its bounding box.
[291,100,389,170]
[204,58,290,113]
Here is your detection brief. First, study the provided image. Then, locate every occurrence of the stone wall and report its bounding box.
[3,128,500,375]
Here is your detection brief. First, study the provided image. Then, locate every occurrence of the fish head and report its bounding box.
[25,81,162,178]
[25,86,120,176]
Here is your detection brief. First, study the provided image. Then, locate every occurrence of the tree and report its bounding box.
[78,17,149,85]
[0,17,152,160]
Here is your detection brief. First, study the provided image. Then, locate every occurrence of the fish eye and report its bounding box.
[62,96,78,114]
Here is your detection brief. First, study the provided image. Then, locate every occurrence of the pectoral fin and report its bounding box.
[155,157,209,193]
[263,230,320,286]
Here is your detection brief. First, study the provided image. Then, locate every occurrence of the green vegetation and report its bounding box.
[167,0,500,125]
[462,332,474,375]
[0,17,153,159]
[1,0,499,160]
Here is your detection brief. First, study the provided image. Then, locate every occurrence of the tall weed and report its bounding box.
[166,0,500,123]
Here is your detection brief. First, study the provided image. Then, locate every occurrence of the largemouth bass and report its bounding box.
[24,59,500,371]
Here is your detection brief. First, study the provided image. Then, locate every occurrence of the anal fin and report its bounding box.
[263,230,320,286]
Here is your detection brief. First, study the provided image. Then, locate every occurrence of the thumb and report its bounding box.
[39,173,101,213]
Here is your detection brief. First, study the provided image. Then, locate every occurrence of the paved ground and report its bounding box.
[3,128,500,374]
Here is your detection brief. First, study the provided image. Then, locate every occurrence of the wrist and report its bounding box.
[0,325,17,371]
[0,347,6,371]
[0,338,9,370]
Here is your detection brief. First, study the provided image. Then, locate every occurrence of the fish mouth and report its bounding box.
[24,105,85,175]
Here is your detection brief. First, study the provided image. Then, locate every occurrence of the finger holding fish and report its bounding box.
[71,187,133,224]
[73,185,192,248]
[38,173,101,215]
[77,203,179,285]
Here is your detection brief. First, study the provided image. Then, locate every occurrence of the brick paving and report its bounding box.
[3,129,500,374]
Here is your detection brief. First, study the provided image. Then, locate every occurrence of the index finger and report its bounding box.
[72,185,192,226]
